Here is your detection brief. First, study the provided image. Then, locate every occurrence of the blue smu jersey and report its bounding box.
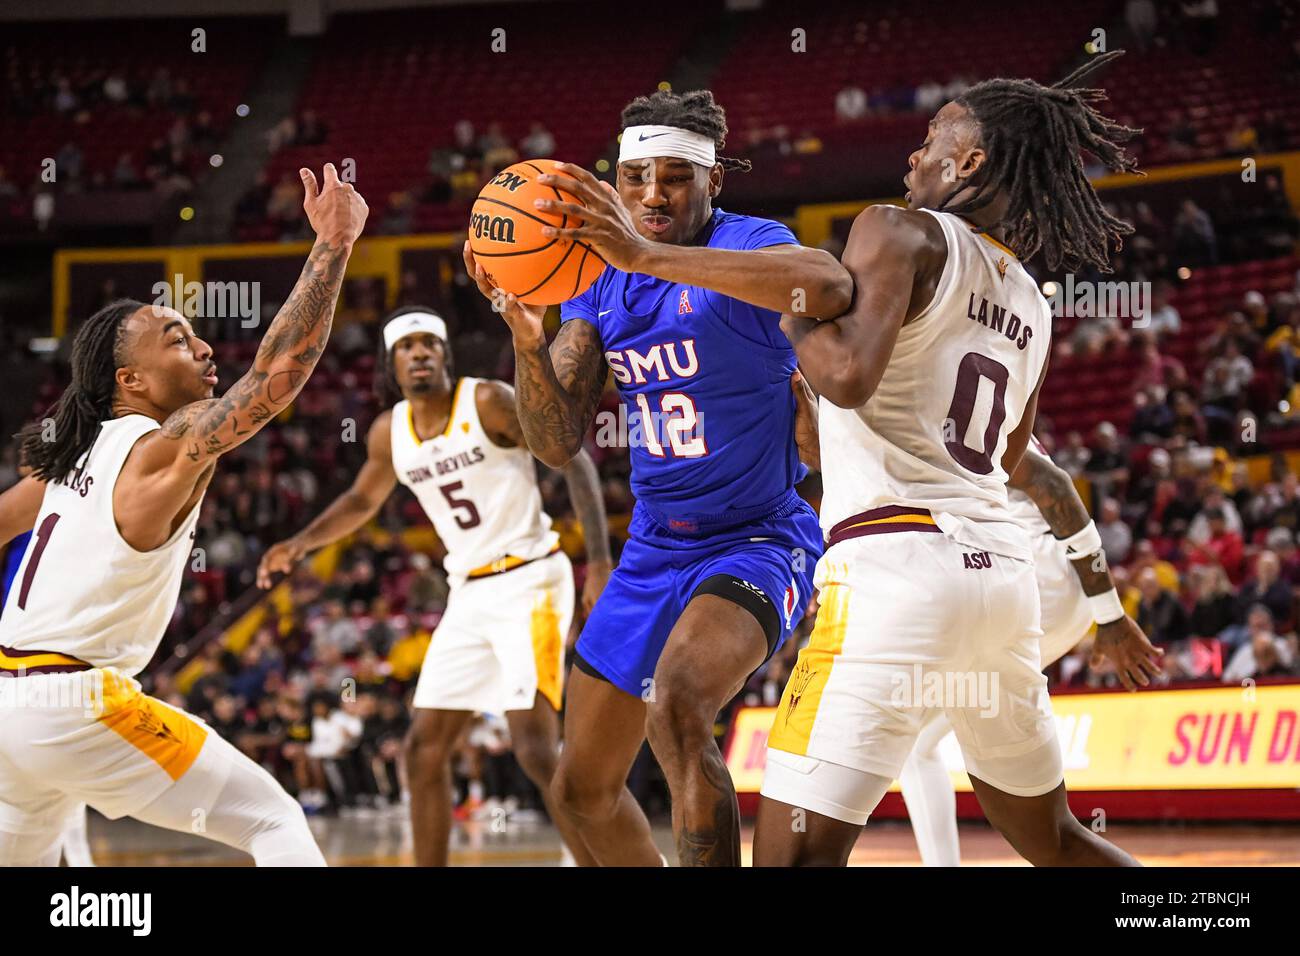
[561,208,807,530]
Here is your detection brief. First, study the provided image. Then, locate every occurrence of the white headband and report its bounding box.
[618,125,716,168]
[383,311,447,351]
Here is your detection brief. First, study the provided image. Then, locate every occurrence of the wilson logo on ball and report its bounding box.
[470,212,516,243]
[468,158,606,305]
[489,171,528,192]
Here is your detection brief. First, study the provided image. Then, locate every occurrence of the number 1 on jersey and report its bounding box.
[16,512,61,611]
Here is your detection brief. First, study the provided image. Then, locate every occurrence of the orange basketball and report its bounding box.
[469,158,607,306]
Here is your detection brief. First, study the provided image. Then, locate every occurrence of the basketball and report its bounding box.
[469,158,607,306]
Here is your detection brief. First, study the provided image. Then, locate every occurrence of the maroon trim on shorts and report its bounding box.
[827,505,935,539]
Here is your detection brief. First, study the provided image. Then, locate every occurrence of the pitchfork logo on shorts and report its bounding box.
[785,659,815,720]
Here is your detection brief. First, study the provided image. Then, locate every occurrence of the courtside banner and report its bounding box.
[726,684,1300,792]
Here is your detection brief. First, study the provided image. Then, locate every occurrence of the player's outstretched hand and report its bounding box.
[1089,615,1164,691]
[791,369,820,471]
[534,163,650,272]
[257,537,307,589]
[301,163,369,248]
[462,240,547,345]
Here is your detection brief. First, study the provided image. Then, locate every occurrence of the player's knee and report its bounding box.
[991,811,1079,867]
[511,734,558,787]
[403,727,454,782]
[551,757,619,821]
[645,693,714,767]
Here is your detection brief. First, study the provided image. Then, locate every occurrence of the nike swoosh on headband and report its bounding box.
[638,132,672,141]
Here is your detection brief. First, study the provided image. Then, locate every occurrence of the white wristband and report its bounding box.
[1059,520,1103,560]
[1088,588,1125,626]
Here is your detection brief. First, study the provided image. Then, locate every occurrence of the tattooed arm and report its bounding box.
[1009,443,1163,689]
[477,379,613,611]
[158,165,368,466]
[462,242,607,468]
[119,164,368,551]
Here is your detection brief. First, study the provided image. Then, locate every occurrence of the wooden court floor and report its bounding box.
[81,809,1300,867]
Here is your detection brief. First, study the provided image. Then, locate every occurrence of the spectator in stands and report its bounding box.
[1125,0,1159,50]
[209,694,245,744]
[112,152,140,189]
[1133,333,1185,393]
[295,109,329,146]
[1172,199,1217,267]
[1234,550,1294,635]
[1136,566,1191,647]
[1223,115,1258,156]
[1097,497,1133,564]
[1146,279,1181,338]
[404,551,448,613]
[1068,311,1124,358]
[1054,430,1091,477]
[1222,607,1296,683]
[55,141,84,185]
[1085,421,1129,503]
[915,79,944,115]
[52,76,78,114]
[1170,390,1208,444]
[1165,110,1198,160]
[312,599,363,657]
[834,84,868,122]
[1130,384,1175,442]
[1189,506,1246,583]
[1186,563,1236,639]
[519,121,556,159]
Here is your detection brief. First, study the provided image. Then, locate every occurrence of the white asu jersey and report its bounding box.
[0,415,202,676]
[390,377,559,581]
[818,209,1053,560]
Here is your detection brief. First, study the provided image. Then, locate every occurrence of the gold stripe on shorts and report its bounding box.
[530,589,563,711]
[99,670,208,781]
[767,582,850,756]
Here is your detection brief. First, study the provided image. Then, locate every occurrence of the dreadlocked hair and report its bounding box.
[18,299,143,484]
[944,49,1142,273]
[373,305,454,407]
[620,89,752,172]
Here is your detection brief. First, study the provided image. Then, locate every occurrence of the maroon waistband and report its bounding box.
[826,505,942,549]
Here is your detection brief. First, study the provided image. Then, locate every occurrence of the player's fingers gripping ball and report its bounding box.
[470,159,607,306]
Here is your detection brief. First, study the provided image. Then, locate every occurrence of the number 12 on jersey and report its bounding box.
[633,392,708,459]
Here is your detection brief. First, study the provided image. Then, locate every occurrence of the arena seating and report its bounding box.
[0,19,272,191]
[257,3,703,234]
[1040,255,1300,438]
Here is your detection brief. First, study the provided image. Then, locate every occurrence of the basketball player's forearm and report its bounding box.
[1013,455,1114,597]
[252,236,351,396]
[292,490,381,552]
[512,323,605,468]
[159,238,352,460]
[636,244,853,318]
[780,314,876,408]
[0,476,45,546]
[512,339,587,466]
[561,452,612,565]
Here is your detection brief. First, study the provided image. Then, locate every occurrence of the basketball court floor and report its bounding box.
[81,811,1300,866]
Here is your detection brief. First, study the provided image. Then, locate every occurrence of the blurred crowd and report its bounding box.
[236,115,559,242]
[0,66,226,230]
